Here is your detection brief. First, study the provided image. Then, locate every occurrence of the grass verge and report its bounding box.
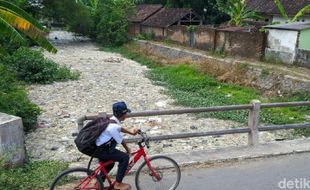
[0,160,68,190]
[102,43,310,136]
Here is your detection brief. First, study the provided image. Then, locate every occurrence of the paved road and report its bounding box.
[125,153,310,190]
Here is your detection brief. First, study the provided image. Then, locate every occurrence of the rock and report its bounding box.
[150,130,161,135]
[190,125,198,130]
[163,144,172,148]
[51,146,59,151]
[103,57,123,63]
[155,101,168,108]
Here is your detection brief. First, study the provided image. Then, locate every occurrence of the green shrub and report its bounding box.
[0,65,40,131]
[1,47,79,84]
[0,35,28,56]
[136,33,155,41]
[0,160,68,190]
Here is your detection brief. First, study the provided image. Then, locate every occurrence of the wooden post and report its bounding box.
[248,100,261,146]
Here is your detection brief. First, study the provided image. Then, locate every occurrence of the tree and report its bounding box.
[137,0,229,24]
[74,0,134,46]
[94,0,134,46]
[274,0,310,22]
[216,0,261,26]
[75,0,98,12]
[0,0,56,53]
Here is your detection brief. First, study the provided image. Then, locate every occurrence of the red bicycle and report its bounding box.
[49,130,181,190]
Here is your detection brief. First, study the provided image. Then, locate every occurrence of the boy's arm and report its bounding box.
[121,127,139,135]
[121,141,131,154]
[120,127,139,154]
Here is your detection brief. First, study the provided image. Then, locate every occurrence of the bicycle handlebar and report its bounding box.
[137,130,150,148]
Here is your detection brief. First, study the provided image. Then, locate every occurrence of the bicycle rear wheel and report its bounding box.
[49,167,103,190]
[135,155,181,190]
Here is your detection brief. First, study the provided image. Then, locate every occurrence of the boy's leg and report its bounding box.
[98,159,115,182]
[103,149,129,183]
[94,149,130,189]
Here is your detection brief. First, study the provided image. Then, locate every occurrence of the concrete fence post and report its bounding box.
[0,113,26,167]
[248,100,261,146]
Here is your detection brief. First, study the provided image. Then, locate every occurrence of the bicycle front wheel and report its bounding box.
[49,167,103,190]
[135,155,181,190]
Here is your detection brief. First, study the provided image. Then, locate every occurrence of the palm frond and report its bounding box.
[0,16,24,43]
[0,0,48,32]
[0,10,57,53]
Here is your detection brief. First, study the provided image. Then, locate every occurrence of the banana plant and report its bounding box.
[0,0,57,53]
[292,4,310,22]
[274,0,310,22]
[217,0,262,26]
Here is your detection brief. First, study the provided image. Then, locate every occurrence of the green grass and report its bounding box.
[102,43,310,135]
[0,160,68,190]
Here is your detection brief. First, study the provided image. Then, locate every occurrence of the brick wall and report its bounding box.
[194,26,216,50]
[136,24,265,60]
[295,49,310,68]
[141,26,165,38]
[166,25,216,50]
[217,30,265,59]
[166,25,188,45]
[127,23,140,37]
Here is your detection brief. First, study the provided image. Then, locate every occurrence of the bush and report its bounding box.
[0,65,40,131]
[1,47,79,84]
[136,33,155,41]
[0,35,29,56]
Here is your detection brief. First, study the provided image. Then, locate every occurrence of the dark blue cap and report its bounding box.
[112,101,131,118]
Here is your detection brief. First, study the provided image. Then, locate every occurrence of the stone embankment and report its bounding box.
[25,32,290,162]
[136,40,310,96]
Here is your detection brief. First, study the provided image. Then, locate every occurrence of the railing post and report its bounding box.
[248,100,261,146]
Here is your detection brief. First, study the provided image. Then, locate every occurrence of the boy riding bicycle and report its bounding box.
[92,101,139,190]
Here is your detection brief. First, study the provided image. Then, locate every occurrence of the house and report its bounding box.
[140,8,202,38]
[246,0,310,23]
[264,22,310,67]
[127,4,163,36]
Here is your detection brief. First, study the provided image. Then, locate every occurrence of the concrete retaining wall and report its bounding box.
[265,48,295,65]
[0,113,25,167]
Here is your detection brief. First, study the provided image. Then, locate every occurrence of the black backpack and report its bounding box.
[74,117,116,156]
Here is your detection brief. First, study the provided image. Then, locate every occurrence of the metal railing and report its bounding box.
[77,100,310,146]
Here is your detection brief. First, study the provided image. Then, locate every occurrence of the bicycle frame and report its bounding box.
[76,144,161,190]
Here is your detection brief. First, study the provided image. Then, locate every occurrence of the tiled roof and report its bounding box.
[217,26,256,32]
[127,4,163,23]
[141,8,194,27]
[246,0,310,16]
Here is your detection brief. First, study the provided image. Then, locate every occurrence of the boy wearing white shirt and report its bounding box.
[93,101,139,190]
